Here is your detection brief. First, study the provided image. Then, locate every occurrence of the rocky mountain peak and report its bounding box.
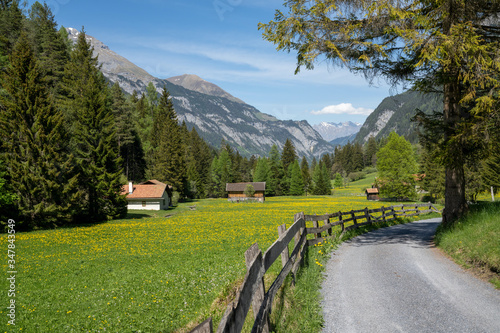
[166,74,245,104]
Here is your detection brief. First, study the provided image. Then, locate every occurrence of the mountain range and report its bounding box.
[312,121,362,142]
[354,90,442,143]
[67,28,334,159]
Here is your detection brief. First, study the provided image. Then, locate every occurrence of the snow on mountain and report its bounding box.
[313,121,362,142]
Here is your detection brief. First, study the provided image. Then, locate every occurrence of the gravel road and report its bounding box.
[321,218,500,333]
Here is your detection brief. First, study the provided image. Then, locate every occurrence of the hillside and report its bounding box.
[67,28,333,159]
[355,90,442,143]
[313,121,361,142]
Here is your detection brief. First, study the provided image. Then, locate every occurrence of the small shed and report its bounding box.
[226,182,266,202]
[122,180,172,210]
[365,188,380,201]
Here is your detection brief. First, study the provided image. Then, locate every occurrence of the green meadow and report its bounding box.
[0,173,442,332]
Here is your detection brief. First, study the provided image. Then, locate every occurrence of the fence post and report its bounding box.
[313,220,321,239]
[326,218,332,236]
[339,211,344,233]
[278,224,289,268]
[415,203,419,216]
[364,207,371,224]
[244,244,269,333]
[351,210,357,225]
[381,206,386,222]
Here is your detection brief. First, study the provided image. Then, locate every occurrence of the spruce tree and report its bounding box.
[289,160,304,196]
[253,157,270,188]
[62,29,126,221]
[110,82,145,182]
[300,157,311,195]
[281,138,297,174]
[0,31,78,227]
[267,145,284,196]
[27,2,69,93]
[150,87,187,196]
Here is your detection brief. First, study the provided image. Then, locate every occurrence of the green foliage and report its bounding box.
[288,160,304,196]
[311,162,331,195]
[0,31,79,228]
[243,184,255,197]
[267,144,284,196]
[377,132,418,200]
[26,2,69,93]
[260,0,500,225]
[300,157,311,195]
[333,173,343,189]
[253,157,269,183]
[62,29,126,221]
[150,87,187,196]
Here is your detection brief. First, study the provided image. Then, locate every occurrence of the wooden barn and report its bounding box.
[226,182,266,202]
[365,188,380,201]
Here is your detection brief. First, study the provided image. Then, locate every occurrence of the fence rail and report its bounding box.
[190,202,440,333]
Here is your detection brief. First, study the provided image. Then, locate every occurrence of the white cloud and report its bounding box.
[311,103,373,116]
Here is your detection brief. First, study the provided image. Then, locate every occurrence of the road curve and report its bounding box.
[321,218,500,333]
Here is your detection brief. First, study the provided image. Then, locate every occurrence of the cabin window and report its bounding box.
[142,201,146,207]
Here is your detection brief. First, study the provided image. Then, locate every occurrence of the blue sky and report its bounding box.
[26,0,399,125]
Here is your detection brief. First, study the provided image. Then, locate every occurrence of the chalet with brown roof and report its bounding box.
[365,188,380,201]
[226,182,266,202]
[122,180,172,210]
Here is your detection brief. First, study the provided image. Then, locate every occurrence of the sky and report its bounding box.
[25,0,400,125]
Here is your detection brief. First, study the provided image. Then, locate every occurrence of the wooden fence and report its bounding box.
[190,203,440,333]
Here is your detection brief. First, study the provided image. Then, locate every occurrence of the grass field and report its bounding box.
[435,201,500,288]
[1,185,393,332]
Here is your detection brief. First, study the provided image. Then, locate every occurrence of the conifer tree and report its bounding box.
[0,0,22,59]
[110,82,145,182]
[267,145,284,196]
[151,87,187,196]
[253,157,270,187]
[0,32,79,227]
[333,173,343,189]
[27,2,69,93]
[62,29,126,221]
[300,157,311,195]
[281,138,297,174]
[289,160,304,196]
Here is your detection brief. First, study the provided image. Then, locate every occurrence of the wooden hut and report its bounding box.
[365,188,380,201]
[226,182,266,202]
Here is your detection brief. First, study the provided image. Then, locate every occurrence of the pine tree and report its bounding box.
[289,160,304,196]
[267,145,284,196]
[364,136,378,167]
[151,87,187,196]
[253,157,270,185]
[0,0,22,60]
[110,82,145,182]
[300,157,311,195]
[27,2,69,93]
[62,29,126,221]
[0,31,78,227]
[281,138,297,174]
[333,173,343,189]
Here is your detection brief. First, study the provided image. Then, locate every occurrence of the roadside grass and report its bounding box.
[0,195,389,332]
[434,201,500,288]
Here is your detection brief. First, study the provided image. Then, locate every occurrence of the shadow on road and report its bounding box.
[347,219,442,249]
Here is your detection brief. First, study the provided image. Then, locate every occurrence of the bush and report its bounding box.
[363,166,377,174]
[172,191,180,206]
[347,171,366,182]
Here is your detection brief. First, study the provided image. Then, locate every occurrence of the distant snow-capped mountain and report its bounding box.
[312,121,362,142]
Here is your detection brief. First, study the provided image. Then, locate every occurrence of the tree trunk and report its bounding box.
[442,80,468,225]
